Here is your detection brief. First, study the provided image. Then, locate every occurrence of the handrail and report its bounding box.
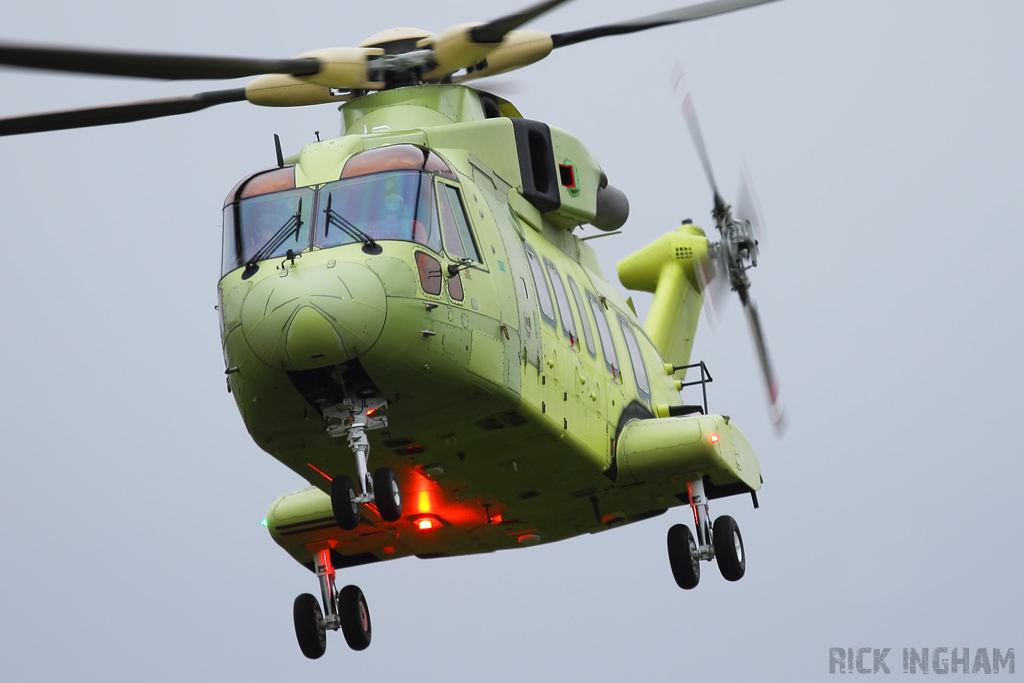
[672,361,714,416]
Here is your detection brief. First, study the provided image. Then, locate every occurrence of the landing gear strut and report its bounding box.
[666,478,747,588]
[293,546,373,658]
[324,398,402,529]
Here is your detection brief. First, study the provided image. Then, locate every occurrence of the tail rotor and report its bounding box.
[672,67,785,434]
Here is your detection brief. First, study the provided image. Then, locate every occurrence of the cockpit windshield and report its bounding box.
[220,146,461,278]
[221,167,313,276]
[316,171,441,253]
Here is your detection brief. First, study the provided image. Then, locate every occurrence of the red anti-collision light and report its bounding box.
[710,434,720,444]
[307,463,333,481]
[417,518,434,532]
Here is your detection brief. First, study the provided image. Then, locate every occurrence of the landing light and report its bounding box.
[366,408,379,416]
[710,433,720,444]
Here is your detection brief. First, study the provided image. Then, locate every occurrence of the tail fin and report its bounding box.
[617,223,708,377]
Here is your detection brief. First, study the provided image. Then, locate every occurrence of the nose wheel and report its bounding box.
[330,475,359,530]
[293,547,375,658]
[666,479,748,587]
[325,398,403,529]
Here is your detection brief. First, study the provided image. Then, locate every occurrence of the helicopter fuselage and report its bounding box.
[217,84,760,570]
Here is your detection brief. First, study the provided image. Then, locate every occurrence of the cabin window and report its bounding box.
[524,243,556,325]
[618,315,651,398]
[415,252,443,296]
[437,183,481,262]
[544,258,577,348]
[568,277,596,357]
[448,272,464,301]
[221,166,314,276]
[316,171,441,253]
[587,291,619,377]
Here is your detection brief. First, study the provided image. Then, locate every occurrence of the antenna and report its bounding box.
[273,133,284,168]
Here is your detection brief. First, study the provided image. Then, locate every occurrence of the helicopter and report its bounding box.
[0,0,785,659]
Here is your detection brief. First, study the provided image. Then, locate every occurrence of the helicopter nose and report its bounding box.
[240,262,387,371]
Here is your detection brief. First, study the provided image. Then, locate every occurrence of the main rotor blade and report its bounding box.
[738,287,785,434]
[0,88,247,136]
[0,42,320,80]
[471,0,573,43]
[551,0,781,49]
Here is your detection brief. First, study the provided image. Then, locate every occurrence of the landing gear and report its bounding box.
[666,479,748,587]
[293,546,374,658]
[372,466,402,522]
[337,585,372,651]
[713,514,745,581]
[293,593,326,659]
[324,398,403,528]
[330,475,359,531]
[667,524,700,589]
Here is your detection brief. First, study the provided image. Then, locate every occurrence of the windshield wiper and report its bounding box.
[241,197,303,279]
[324,193,382,255]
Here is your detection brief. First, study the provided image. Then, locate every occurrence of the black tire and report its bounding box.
[667,524,700,589]
[338,584,372,651]
[293,593,326,660]
[331,474,359,531]
[713,515,746,581]
[373,466,402,522]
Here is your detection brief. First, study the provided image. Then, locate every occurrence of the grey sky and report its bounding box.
[1,1,1021,680]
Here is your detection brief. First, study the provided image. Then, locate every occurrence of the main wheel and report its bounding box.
[373,466,402,522]
[293,593,327,660]
[330,474,359,531]
[713,515,746,581]
[338,584,372,651]
[667,524,700,589]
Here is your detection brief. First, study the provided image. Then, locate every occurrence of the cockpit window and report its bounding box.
[341,144,456,180]
[224,166,296,204]
[221,166,313,276]
[315,171,441,253]
[437,183,481,262]
[220,148,459,277]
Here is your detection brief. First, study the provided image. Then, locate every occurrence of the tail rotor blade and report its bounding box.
[671,67,718,197]
[694,249,730,330]
[738,288,785,434]
[736,161,765,241]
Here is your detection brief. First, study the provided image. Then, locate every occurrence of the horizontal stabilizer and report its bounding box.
[616,413,760,490]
